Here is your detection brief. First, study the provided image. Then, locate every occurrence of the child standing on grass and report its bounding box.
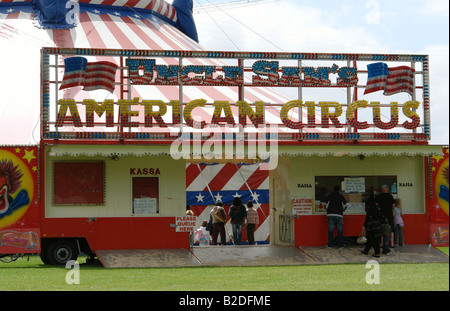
[394,198,405,247]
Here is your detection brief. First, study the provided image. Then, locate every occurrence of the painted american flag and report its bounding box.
[186,162,270,244]
[59,56,118,93]
[364,62,415,96]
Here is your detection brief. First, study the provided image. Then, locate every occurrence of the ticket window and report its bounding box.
[314,175,397,214]
[132,177,159,215]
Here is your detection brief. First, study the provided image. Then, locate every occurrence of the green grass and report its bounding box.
[437,247,449,256]
[0,254,448,291]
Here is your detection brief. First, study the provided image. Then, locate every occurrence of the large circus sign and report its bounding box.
[41,48,431,142]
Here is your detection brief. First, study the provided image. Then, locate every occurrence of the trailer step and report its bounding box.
[191,245,312,266]
[95,245,449,268]
[96,249,202,268]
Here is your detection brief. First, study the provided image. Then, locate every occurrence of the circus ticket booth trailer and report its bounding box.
[2,46,446,266]
[1,1,448,265]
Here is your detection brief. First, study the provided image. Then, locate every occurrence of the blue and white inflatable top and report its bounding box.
[1,0,198,42]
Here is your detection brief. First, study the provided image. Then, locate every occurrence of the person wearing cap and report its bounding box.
[376,184,395,247]
[210,200,227,245]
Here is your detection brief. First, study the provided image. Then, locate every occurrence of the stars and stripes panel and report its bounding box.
[187,162,270,244]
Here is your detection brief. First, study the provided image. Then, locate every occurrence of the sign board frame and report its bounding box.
[40,48,431,142]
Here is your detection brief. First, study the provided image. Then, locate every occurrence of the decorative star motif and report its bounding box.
[195,193,205,203]
[251,192,260,202]
[22,149,36,163]
[214,192,223,202]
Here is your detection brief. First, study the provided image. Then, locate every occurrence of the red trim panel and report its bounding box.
[41,217,189,251]
[294,214,429,246]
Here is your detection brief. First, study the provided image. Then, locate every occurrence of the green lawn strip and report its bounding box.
[0,255,448,291]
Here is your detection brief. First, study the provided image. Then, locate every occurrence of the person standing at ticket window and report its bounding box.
[210,200,227,245]
[326,185,347,249]
[229,197,247,245]
[376,185,395,246]
[246,201,259,245]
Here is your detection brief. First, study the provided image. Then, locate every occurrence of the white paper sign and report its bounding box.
[133,197,158,214]
[292,198,313,215]
[344,177,365,193]
[175,216,197,232]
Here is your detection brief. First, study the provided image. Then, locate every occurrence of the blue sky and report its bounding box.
[191,0,449,144]
[192,0,449,52]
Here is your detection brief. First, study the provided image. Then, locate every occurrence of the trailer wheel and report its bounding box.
[46,240,79,265]
[40,248,51,265]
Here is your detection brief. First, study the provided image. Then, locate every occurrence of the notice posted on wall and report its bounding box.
[133,197,158,214]
[175,216,197,232]
[292,198,313,215]
[343,177,365,193]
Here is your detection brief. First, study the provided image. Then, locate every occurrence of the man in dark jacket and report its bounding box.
[376,184,395,246]
[361,194,383,257]
[229,197,247,245]
[326,185,347,249]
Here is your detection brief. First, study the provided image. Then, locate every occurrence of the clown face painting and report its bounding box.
[0,159,29,218]
[0,172,11,214]
[0,147,39,254]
